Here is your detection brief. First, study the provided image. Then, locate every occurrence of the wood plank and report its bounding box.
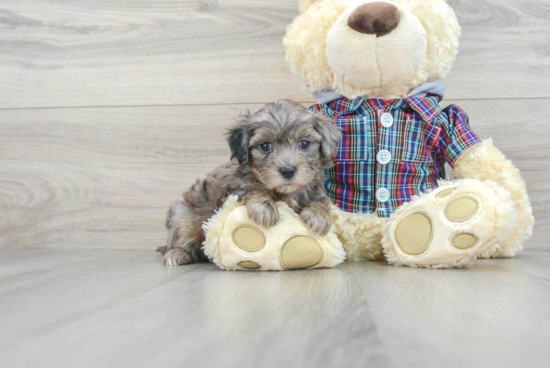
[0,249,549,368]
[0,99,548,251]
[447,0,550,99]
[0,0,304,109]
[0,0,549,109]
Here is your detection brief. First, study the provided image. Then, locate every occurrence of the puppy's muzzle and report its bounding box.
[279,166,297,179]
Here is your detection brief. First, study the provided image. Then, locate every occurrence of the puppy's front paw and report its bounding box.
[247,200,280,227]
[300,207,331,236]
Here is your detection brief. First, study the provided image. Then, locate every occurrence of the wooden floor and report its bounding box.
[0,249,549,368]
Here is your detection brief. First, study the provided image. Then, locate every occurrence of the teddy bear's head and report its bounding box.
[284,0,460,99]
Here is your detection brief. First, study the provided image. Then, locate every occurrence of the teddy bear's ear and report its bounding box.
[299,0,318,13]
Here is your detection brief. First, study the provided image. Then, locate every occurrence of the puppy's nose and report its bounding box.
[279,166,296,179]
[348,2,401,37]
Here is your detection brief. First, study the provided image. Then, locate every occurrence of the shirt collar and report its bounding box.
[312,81,446,104]
[313,82,446,124]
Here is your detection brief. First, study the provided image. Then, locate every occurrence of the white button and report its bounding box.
[381,113,393,128]
[376,150,391,165]
[376,188,390,203]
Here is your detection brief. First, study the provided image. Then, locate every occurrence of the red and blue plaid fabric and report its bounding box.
[311,95,479,217]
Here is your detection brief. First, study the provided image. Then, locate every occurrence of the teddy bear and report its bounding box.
[201,0,534,270]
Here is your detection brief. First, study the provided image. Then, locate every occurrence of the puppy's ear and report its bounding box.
[311,112,341,160]
[226,113,253,165]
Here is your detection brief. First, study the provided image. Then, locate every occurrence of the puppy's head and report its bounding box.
[227,99,341,194]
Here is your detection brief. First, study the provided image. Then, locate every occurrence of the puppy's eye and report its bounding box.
[260,142,272,153]
[299,140,310,150]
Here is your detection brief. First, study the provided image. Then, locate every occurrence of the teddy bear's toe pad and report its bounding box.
[280,235,324,269]
[451,233,478,249]
[436,187,456,198]
[395,213,433,255]
[445,197,479,222]
[232,224,266,252]
[238,261,262,269]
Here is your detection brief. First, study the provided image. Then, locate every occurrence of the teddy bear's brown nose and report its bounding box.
[348,2,401,37]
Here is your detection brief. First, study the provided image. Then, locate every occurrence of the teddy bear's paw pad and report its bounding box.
[444,196,479,222]
[280,235,324,269]
[232,224,266,252]
[436,187,457,198]
[238,261,261,269]
[451,233,478,250]
[395,212,433,255]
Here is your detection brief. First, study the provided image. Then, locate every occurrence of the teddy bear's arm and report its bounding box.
[453,139,534,257]
[437,105,533,257]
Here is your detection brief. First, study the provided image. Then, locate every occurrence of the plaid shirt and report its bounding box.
[311,95,479,217]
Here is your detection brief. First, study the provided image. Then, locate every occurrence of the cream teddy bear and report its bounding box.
[202,0,534,269]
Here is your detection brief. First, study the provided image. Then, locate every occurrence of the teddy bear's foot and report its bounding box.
[382,179,517,268]
[202,196,345,271]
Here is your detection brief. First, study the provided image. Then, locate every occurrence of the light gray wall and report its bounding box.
[0,0,548,250]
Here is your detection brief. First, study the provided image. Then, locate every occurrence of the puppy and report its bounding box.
[161,99,342,266]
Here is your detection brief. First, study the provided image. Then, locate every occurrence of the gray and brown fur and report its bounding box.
[160,99,342,266]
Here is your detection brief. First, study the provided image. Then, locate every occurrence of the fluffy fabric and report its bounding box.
[326,1,427,88]
[284,0,461,99]
[299,0,318,13]
[202,196,241,269]
[329,205,386,261]
[454,140,535,258]
[202,196,346,271]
